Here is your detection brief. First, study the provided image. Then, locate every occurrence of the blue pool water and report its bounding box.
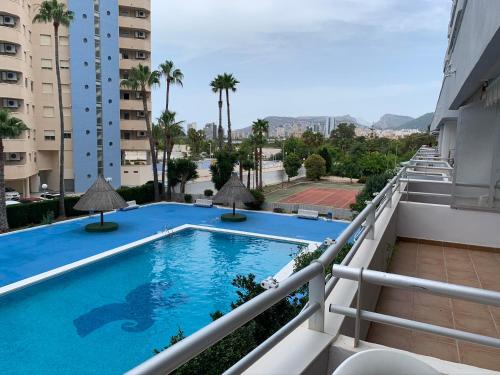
[0,203,348,287]
[0,229,303,375]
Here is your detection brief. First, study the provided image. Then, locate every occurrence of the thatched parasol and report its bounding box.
[74,176,127,230]
[213,172,255,217]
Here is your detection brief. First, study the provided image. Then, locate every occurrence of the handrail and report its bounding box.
[330,265,500,349]
[126,153,441,375]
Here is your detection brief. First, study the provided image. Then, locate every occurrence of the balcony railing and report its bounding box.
[125,147,471,375]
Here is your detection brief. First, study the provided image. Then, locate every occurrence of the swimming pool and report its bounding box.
[0,228,304,375]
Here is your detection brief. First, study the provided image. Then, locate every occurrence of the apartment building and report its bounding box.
[129,1,500,374]
[1,0,151,195]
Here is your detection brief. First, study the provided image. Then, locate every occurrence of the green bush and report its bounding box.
[204,189,213,197]
[273,207,285,214]
[304,154,326,180]
[6,183,156,229]
[244,189,265,210]
[184,194,193,203]
[351,171,395,213]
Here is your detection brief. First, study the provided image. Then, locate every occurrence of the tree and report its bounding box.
[283,153,301,182]
[283,136,307,160]
[318,147,332,174]
[121,64,161,201]
[159,60,184,199]
[304,154,326,180]
[33,0,74,216]
[301,130,324,150]
[210,151,236,190]
[236,139,253,182]
[158,111,184,200]
[359,151,387,176]
[330,123,356,152]
[168,158,199,194]
[0,110,28,232]
[251,119,269,190]
[187,128,206,159]
[220,73,239,150]
[210,76,224,150]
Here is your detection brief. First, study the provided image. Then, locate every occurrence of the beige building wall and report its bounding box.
[118,0,153,187]
[2,0,153,196]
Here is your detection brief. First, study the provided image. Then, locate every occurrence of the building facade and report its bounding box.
[1,0,151,195]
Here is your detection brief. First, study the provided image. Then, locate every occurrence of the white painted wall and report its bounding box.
[397,201,500,248]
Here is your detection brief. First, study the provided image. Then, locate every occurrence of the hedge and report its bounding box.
[6,183,156,229]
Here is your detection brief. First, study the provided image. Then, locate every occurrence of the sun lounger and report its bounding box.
[297,209,319,220]
[194,199,213,208]
[120,200,139,211]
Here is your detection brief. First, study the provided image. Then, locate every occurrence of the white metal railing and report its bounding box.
[125,168,407,375]
[330,265,500,348]
[126,147,451,375]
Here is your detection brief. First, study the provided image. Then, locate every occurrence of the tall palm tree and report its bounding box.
[158,111,184,200]
[252,119,269,190]
[220,73,239,150]
[121,64,161,201]
[0,110,28,232]
[158,60,183,199]
[33,0,73,217]
[210,75,224,150]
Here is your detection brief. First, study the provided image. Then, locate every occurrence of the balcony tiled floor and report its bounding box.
[366,241,500,371]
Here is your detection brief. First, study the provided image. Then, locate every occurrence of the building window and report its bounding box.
[86,152,91,156]
[83,13,87,19]
[44,130,56,141]
[41,58,53,69]
[123,112,130,120]
[85,107,90,112]
[63,107,71,116]
[123,92,130,100]
[83,38,88,43]
[84,61,88,66]
[42,83,53,93]
[59,36,69,46]
[64,131,72,139]
[40,34,51,46]
[42,106,55,117]
[60,59,70,69]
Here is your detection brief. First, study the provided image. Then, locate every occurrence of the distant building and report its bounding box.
[204,123,217,140]
[187,122,197,131]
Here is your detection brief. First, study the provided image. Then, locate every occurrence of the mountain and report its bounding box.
[373,114,414,129]
[397,112,434,130]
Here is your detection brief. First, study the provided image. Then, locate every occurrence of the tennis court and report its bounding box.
[278,187,358,208]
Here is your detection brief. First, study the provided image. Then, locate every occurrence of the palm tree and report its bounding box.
[220,73,239,150]
[0,110,28,232]
[158,60,183,199]
[158,111,184,200]
[121,64,161,201]
[252,119,269,190]
[33,0,73,217]
[210,75,224,150]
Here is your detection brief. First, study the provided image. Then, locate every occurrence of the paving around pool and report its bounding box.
[0,203,349,374]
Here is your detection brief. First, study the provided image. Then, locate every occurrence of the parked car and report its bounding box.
[40,192,61,200]
[5,187,20,201]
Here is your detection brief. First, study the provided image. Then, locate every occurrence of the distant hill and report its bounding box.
[373,114,414,129]
[397,112,434,130]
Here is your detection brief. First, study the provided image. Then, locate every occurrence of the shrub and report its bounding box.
[273,207,285,214]
[304,154,326,180]
[204,189,214,197]
[184,194,193,203]
[41,211,55,225]
[116,183,155,204]
[244,189,265,210]
[351,171,395,213]
[210,151,237,190]
[283,153,301,181]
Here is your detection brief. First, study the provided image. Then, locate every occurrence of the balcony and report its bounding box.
[119,99,146,111]
[125,146,500,375]
[119,119,146,131]
[120,138,149,151]
[119,37,150,51]
[120,58,150,71]
[119,16,150,32]
[118,0,150,11]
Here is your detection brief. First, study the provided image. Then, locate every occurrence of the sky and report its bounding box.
[150,0,451,129]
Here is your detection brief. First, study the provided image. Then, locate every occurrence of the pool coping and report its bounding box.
[0,223,320,298]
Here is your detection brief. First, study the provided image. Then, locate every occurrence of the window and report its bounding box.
[63,107,71,116]
[59,36,69,46]
[41,58,52,69]
[123,93,130,100]
[42,83,53,94]
[64,131,72,139]
[61,84,71,93]
[44,130,56,141]
[40,34,51,46]
[123,112,130,120]
[60,59,70,69]
[42,106,55,117]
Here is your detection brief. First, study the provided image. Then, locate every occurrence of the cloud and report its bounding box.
[152,0,450,61]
